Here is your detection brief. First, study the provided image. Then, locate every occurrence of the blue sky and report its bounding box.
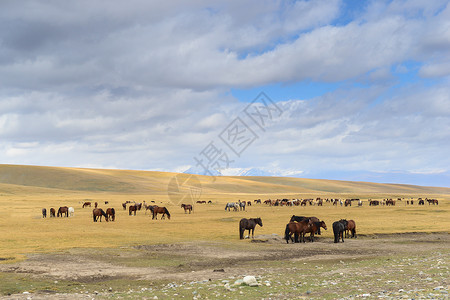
[1,0,449,187]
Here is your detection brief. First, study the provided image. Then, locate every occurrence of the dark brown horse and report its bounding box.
[57,206,69,217]
[42,208,47,218]
[181,204,193,214]
[50,208,56,217]
[122,202,127,210]
[129,204,138,216]
[93,208,108,222]
[305,220,327,242]
[106,208,115,221]
[333,219,347,243]
[82,201,91,208]
[239,218,263,239]
[152,207,171,220]
[285,219,310,243]
[344,219,356,238]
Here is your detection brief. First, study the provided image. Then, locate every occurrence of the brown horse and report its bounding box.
[93,208,108,222]
[285,219,310,243]
[305,220,327,242]
[42,208,47,218]
[239,218,262,239]
[50,208,56,217]
[181,204,193,214]
[344,219,356,238]
[57,206,69,217]
[122,202,127,210]
[129,204,137,216]
[152,207,171,220]
[82,201,91,208]
[106,208,115,221]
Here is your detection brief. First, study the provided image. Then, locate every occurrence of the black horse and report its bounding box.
[42,208,47,218]
[290,215,307,222]
[333,219,347,243]
[239,218,263,239]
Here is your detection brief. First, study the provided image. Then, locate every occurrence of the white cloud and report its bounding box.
[0,1,449,186]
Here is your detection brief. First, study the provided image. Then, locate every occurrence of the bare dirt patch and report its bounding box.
[0,232,448,299]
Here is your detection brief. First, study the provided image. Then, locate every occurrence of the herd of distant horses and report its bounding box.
[41,196,437,243]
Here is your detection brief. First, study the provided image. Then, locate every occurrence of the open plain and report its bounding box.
[0,165,449,299]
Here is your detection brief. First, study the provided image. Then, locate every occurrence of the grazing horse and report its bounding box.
[285,219,311,243]
[122,202,127,210]
[106,208,115,221]
[68,207,74,217]
[181,204,193,214]
[305,221,327,242]
[93,208,108,222]
[57,206,69,217]
[50,208,56,217]
[344,219,356,238]
[129,204,138,216]
[333,220,347,243]
[152,207,171,220]
[225,202,238,211]
[239,218,263,239]
[42,208,47,218]
[82,202,91,208]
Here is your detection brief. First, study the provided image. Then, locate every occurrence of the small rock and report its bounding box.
[243,276,258,287]
[362,293,371,297]
[153,296,158,300]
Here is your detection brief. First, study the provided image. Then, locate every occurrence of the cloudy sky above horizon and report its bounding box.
[1,0,449,187]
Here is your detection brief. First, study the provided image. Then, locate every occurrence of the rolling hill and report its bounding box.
[1,164,450,197]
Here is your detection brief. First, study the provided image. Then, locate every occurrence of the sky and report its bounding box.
[1,0,449,187]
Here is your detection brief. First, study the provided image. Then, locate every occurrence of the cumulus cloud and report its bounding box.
[0,0,449,186]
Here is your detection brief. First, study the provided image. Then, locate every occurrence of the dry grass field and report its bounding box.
[0,164,449,299]
[0,164,449,261]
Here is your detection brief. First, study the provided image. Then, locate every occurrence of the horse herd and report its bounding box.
[238,214,356,244]
[41,206,74,218]
[283,215,356,243]
[41,201,171,222]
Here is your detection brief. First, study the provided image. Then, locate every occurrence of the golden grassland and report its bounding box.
[0,164,449,262]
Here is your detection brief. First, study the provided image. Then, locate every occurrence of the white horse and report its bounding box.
[68,207,74,217]
[225,202,239,211]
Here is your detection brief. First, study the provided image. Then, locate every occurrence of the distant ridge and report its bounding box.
[1,164,450,196]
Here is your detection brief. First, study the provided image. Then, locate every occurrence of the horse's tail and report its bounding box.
[284,224,291,243]
[225,204,227,210]
[111,208,116,221]
[165,208,171,219]
[93,210,96,222]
